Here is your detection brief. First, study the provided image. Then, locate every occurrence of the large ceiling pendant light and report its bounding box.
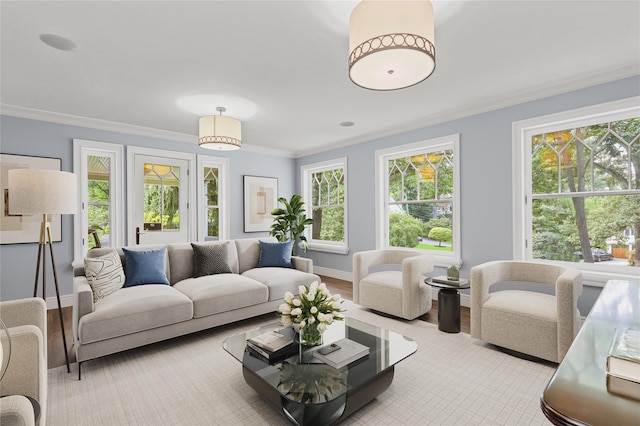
[349,0,436,91]
[199,107,242,150]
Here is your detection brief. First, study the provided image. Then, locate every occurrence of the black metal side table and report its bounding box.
[425,277,470,333]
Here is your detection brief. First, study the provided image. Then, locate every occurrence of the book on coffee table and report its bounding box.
[248,330,294,352]
[246,340,297,363]
[312,338,369,369]
[606,327,640,383]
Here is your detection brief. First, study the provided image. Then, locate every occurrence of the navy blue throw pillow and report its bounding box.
[257,240,294,268]
[122,247,170,287]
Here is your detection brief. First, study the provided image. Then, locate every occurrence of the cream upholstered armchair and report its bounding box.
[470,261,582,363]
[353,249,433,320]
[0,298,48,426]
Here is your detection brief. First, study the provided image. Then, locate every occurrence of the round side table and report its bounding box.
[425,278,470,333]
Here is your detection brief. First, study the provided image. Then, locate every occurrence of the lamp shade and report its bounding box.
[7,169,77,215]
[349,0,436,90]
[199,115,242,150]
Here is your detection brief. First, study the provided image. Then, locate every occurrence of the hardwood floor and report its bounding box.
[47,275,470,369]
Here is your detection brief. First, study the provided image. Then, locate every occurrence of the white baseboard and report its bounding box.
[46,294,74,310]
[315,266,471,308]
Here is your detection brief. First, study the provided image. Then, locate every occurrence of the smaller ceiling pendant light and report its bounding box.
[349,0,436,91]
[199,107,242,150]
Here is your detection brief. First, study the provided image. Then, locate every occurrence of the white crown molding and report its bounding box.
[293,63,640,158]
[0,104,297,158]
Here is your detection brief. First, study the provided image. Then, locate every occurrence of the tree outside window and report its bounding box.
[376,135,461,265]
[531,118,640,267]
[302,158,348,254]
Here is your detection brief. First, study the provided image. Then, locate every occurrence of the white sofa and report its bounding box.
[72,237,320,378]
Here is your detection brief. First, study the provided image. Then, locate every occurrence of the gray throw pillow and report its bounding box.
[85,250,125,302]
[192,242,233,277]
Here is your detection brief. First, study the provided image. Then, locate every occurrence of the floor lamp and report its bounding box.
[7,168,77,373]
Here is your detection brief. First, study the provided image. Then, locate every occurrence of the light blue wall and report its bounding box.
[1,76,638,313]
[296,75,640,315]
[0,116,295,301]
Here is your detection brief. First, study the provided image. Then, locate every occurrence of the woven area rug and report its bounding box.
[48,302,555,425]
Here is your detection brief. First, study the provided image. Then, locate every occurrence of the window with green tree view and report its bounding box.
[143,163,180,231]
[203,166,219,239]
[302,158,348,254]
[514,98,639,278]
[376,135,460,265]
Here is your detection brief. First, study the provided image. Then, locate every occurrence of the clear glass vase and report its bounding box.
[299,322,323,347]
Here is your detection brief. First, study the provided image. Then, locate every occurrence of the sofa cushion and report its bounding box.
[242,267,319,301]
[191,242,233,277]
[123,247,170,287]
[234,237,277,274]
[173,275,268,318]
[258,240,293,268]
[77,284,193,344]
[87,245,170,279]
[84,250,125,302]
[167,241,239,284]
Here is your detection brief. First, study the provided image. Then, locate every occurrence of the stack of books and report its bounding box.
[606,327,640,384]
[312,338,370,369]
[247,330,296,362]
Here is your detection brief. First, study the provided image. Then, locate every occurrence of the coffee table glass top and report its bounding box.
[223,317,417,405]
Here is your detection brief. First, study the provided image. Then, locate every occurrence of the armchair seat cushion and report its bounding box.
[481,290,558,361]
[359,271,431,320]
[0,395,35,426]
[78,285,193,344]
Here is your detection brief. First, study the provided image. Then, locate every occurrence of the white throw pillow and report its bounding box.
[84,250,125,302]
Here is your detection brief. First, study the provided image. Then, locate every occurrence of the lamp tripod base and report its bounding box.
[34,216,70,373]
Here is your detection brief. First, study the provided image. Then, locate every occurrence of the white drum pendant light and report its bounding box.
[349,0,436,91]
[199,107,242,150]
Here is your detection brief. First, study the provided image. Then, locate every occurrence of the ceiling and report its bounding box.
[1,1,639,157]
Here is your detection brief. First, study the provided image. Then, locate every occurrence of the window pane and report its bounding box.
[143,163,180,231]
[204,167,219,206]
[87,155,111,251]
[207,207,219,239]
[387,149,455,252]
[309,166,346,244]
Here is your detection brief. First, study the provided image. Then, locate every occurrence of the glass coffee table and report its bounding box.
[223,317,417,425]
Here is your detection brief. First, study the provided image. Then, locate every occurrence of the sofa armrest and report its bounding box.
[0,395,36,426]
[0,325,46,419]
[291,256,313,274]
[73,276,94,343]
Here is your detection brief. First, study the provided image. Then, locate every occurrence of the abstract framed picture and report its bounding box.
[0,153,63,244]
[243,175,278,233]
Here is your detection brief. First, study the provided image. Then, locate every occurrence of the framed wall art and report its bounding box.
[243,175,278,233]
[0,153,63,244]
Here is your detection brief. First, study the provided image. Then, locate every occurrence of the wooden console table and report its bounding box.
[541,280,640,425]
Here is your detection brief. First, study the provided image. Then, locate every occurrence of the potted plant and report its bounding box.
[270,194,314,254]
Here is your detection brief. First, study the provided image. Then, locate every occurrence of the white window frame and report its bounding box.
[197,154,230,241]
[73,139,125,266]
[375,134,461,267]
[126,146,197,244]
[512,96,640,287]
[301,157,349,254]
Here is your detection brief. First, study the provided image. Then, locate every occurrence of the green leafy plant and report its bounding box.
[270,194,314,254]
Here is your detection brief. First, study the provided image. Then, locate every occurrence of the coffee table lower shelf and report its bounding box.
[243,365,394,426]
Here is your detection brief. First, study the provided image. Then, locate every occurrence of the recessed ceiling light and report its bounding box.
[39,34,78,52]
[340,121,355,127]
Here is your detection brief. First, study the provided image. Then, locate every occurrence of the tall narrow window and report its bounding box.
[376,135,460,266]
[87,155,111,248]
[203,166,220,239]
[197,155,229,241]
[73,139,124,265]
[513,97,639,282]
[302,158,348,254]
